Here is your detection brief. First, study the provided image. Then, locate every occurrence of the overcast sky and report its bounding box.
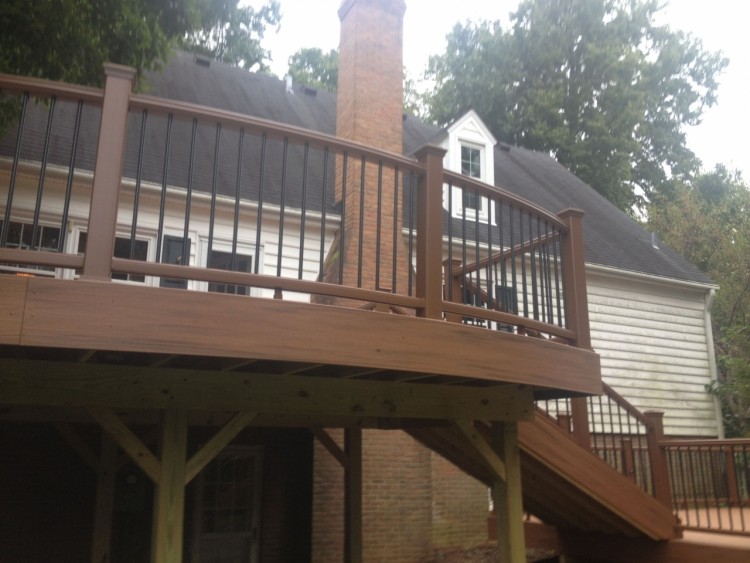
[248,0,749,181]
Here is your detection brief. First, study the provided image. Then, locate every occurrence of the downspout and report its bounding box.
[704,288,725,439]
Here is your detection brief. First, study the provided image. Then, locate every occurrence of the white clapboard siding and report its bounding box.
[587,270,720,437]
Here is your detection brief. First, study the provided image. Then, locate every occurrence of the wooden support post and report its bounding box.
[570,397,591,450]
[81,64,136,281]
[91,435,118,563]
[415,145,447,320]
[724,448,741,507]
[644,411,673,510]
[491,422,526,563]
[344,427,362,563]
[152,409,188,563]
[557,209,591,349]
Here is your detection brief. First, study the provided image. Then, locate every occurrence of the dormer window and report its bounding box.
[439,110,497,222]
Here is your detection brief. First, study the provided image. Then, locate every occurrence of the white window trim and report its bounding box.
[66,223,158,285]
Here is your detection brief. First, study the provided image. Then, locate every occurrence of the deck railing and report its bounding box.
[0,65,589,347]
[537,386,750,536]
[664,438,750,535]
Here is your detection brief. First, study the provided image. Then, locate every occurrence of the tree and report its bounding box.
[425,0,727,212]
[0,0,202,85]
[649,167,750,435]
[287,48,339,92]
[0,0,281,85]
[182,0,280,73]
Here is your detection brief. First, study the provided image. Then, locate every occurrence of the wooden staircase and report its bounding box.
[409,410,680,541]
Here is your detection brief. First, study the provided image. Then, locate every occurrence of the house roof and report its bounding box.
[148,53,707,285]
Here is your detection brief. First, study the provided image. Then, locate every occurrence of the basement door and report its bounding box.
[190,446,263,563]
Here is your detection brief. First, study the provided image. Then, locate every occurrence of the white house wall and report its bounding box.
[586,269,721,437]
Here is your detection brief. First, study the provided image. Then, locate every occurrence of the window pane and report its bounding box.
[461,145,481,179]
[208,250,252,295]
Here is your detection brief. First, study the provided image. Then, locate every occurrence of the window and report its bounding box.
[160,235,191,289]
[0,220,61,275]
[208,250,253,296]
[77,232,148,282]
[460,145,483,212]
[191,447,263,563]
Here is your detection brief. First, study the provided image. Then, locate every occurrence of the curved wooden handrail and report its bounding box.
[443,170,568,231]
[129,93,425,175]
[111,258,425,310]
[0,74,104,104]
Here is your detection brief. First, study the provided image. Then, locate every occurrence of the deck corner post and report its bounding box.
[81,63,136,282]
[415,145,447,320]
[491,422,526,563]
[644,410,673,509]
[152,409,188,563]
[557,209,591,349]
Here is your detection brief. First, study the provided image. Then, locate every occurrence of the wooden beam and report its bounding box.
[91,435,118,563]
[454,420,506,482]
[54,422,99,472]
[1,359,534,422]
[152,409,188,563]
[344,427,362,563]
[500,422,526,563]
[312,428,349,469]
[87,406,160,484]
[184,411,257,484]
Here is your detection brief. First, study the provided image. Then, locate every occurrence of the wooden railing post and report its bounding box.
[557,209,591,349]
[644,411,673,509]
[443,259,462,323]
[724,448,741,507]
[415,145,447,320]
[81,64,136,281]
[570,397,592,450]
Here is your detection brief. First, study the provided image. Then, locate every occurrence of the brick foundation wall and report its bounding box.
[430,452,490,550]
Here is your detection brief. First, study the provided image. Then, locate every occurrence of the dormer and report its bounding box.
[440,110,497,221]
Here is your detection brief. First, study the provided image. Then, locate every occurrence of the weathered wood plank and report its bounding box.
[1,359,535,422]
[454,420,506,482]
[16,277,601,395]
[91,436,118,563]
[185,411,257,484]
[313,428,349,469]
[0,275,27,344]
[152,409,188,563]
[86,406,160,484]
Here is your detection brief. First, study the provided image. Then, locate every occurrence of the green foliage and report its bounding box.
[182,0,280,73]
[425,0,727,213]
[0,0,201,85]
[649,167,750,435]
[287,47,339,92]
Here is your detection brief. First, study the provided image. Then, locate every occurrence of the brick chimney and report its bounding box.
[326,0,409,296]
[337,0,406,152]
